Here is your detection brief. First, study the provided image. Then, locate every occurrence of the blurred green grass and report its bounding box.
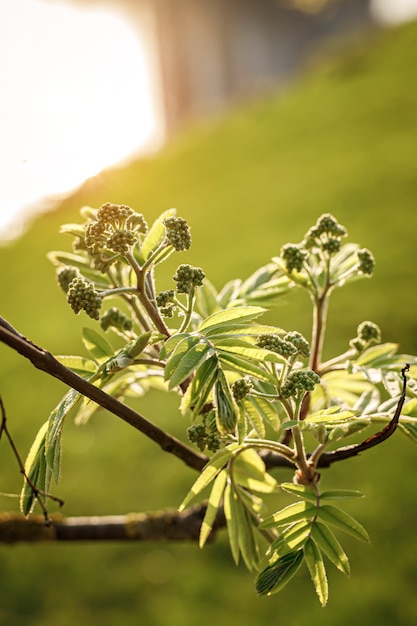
[1,19,417,626]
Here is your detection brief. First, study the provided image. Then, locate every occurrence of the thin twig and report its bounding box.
[0,397,64,526]
[0,317,208,472]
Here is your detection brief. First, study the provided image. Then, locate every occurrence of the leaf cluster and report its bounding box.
[13,208,417,604]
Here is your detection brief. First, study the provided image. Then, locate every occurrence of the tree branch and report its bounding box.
[0,317,208,473]
[0,503,225,544]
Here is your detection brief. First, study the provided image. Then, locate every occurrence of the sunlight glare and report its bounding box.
[0,0,161,240]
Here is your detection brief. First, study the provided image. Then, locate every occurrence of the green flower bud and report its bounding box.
[281,370,320,399]
[57,266,80,293]
[67,277,102,320]
[106,229,138,255]
[357,248,375,275]
[283,331,310,359]
[96,202,134,227]
[281,243,308,273]
[173,264,205,294]
[163,216,192,251]
[256,334,297,358]
[231,377,253,401]
[100,307,133,332]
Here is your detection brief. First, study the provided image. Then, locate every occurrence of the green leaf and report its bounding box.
[306,407,357,424]
[317,505,370,542]
[256,550,304,596]
[280,483,318,503]
[199,469,228,548]
[310,521,350,576]
[45,388,81,481]
[304,538,329,606]
[159,332,190,360]
[140,208,176,262]
[195,279,221,318]
[213,370,239,435]
[260,501,316,529]
[269,520,312,555]
[234,495,259,571]
[224,483,240,565]
[82,328,114,363]
[178,445,238,511]
[218,350,275,384]
[199,306,266,334]
[180,355,218,416]
[247,396,281,432]
[320,489,365,501]
[20,422,48,516]
[355,343,399,367]
[164,335,200,381]
[167,341,214,390]
[55,355,98,376]
[232,449,278,494]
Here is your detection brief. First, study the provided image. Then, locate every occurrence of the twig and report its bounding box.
[0,503,225,544]
[0,317,208,472]
[0,397,64,526]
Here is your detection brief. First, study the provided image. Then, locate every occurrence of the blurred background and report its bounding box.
[1,0,417,624]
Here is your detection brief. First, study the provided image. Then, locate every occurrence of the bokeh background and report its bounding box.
[1,1,417,625]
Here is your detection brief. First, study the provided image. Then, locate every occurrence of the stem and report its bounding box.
[0,318,208,473]
[309,292,330,373]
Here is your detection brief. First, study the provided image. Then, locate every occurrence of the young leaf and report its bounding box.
[232,449,278,494]
[55,355,98,376]
[320,489,365,501]
[218,350,275,384]
[317,505,370,542]
[256,550,304,596]
[304,538,329,606]
[178,445,238,511]
[269,520,312,555]
[280,482,318,503]
[82,327,114,363]
[167,341,214,390]
[20,422,48,516]
[310,521,350,576]
[199,469,228,548]
[224,483,240,565]
[199,306,266,334]
[163,335,200,381]
[140,208,176,262]
[260,501,316,529]
[45,388,81,481]
[306,407,357,424]
[234,494,260,571]
[195,279,221,318]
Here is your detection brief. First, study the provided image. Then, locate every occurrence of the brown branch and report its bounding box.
[0,503,225,544]
[0,317,208,473]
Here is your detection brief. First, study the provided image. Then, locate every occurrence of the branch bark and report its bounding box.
[0,503,225,544]
[0,317,208,472]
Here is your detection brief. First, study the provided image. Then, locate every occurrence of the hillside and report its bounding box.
[1,19,417,626]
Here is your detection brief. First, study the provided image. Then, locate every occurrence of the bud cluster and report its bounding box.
[303,214,347,249]
[231,377,253,401]
[187,422,221,453]
[67,277,102,320]
[100,307,133,333]
[350,320,381,353]
[156,290,176,318]
[281,369,320,399]
[256,331,310,360]
[81,203,148,270]
[57,265,80,293]
[163,216,192,251]
[280,244,308,273]
[173,264,205,294]
[357,248,375,275]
